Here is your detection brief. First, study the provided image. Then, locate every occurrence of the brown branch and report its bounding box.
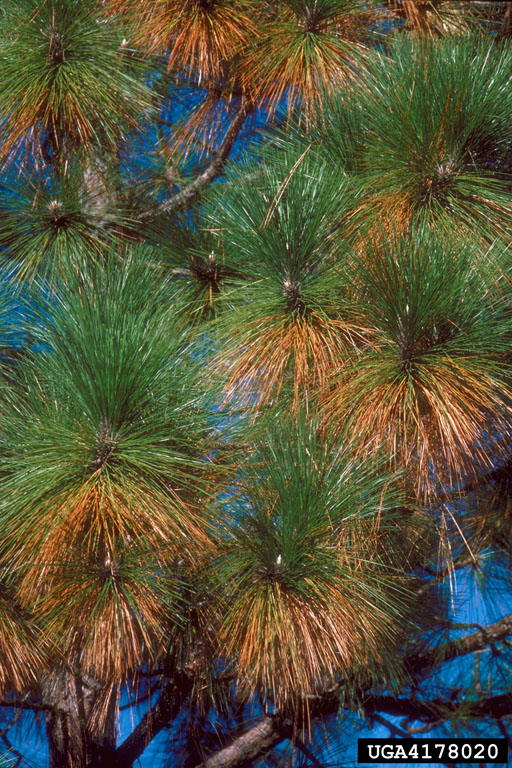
[193,715,293,768]
[303,612,512,714]
[406,612,512,676]
[142,99,253,221]
[445,455,512,498]
[371,712,410,738]
[191,686,510,768]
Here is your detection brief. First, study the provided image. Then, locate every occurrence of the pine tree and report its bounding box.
[0,2,512,767]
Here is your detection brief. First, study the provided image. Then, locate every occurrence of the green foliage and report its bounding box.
[0,4,511,765]
[0,0,152,164]
[322,231,512,496]
[216,416,422,705]
[0,162,123,285]
[0,253,216,678]
[0,273,25,373]
[242,0,377,119]
[203,146,354,407]
[312,36,512,241]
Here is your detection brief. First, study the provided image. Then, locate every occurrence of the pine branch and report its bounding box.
[406,612,512,675]
[442,455,512,498]
[141,100,253,220]
[192,715,293,768]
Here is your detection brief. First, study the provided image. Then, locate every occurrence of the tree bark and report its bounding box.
[41,669,116,768]
[193,716,293,768]
[42,669,86,768]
